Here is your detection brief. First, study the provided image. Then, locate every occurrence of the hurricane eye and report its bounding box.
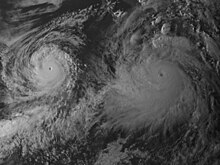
[158,70,164,78]
[30,44,71,90]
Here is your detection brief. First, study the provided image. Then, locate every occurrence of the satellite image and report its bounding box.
[0,0,220,164]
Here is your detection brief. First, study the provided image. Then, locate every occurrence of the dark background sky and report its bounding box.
[0,0,101,45]
[0,0,139,45]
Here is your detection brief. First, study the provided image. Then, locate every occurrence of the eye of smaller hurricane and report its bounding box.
[30,44,70,91]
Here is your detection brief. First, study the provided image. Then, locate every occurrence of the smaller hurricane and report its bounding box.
[30,44,73,93]
[0,7,109,162]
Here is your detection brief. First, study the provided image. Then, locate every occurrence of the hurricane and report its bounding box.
[0,0,220,164]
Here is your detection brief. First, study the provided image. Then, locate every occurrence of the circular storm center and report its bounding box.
[132,60,184,118]
[145,62,184,109]
[104,59,187,130]
[30,45,68,90]
[148,61,183,91]
[37,56,65,87]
